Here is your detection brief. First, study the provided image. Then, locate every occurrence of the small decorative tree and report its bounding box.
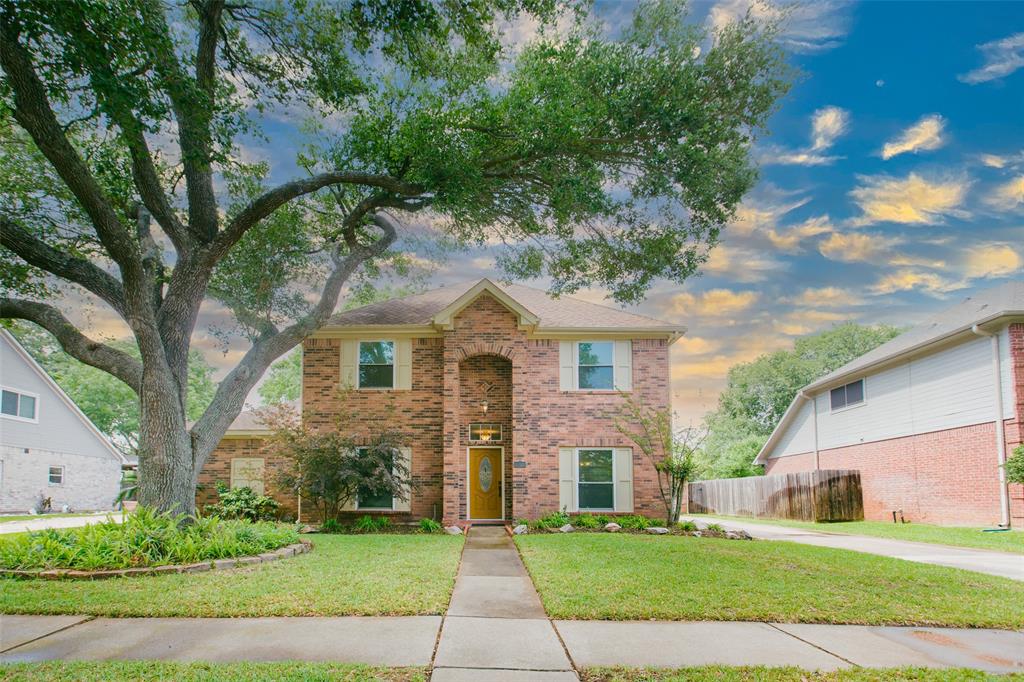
[613,395,703,525]
[1006,444,1024,486]
[264,394,411,522]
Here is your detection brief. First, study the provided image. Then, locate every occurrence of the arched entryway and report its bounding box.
[459,353,512,521]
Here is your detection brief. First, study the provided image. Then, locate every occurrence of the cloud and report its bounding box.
[764,215,834,251]
[707,0,851,54]
[848,173,969,226]
[869,269,961,296]
[703,243,788,282]
[880,115,946,160]
[979,154,1008,169]
[958,32,1024,84]
[962,244,1022,279]
[762,106,849,166]
[984,175,1024,212]
[675,336,715,354]
[783,287,864,308]
[818,232,900,262]
[730,194,810,235]
[669,288,760,316]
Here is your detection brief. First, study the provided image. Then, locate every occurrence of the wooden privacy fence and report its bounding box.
[687,469,864,522]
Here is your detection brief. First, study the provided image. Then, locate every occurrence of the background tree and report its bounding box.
[614,395,701,525]
[4,321,215,453]
[0,0,789,514]
[699,323,902,478]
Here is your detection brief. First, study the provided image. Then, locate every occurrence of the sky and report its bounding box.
[58,0,1024,426]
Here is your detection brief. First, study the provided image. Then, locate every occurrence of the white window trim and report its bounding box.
[48,465,64,486]
[355,447,396,511]
[575,447,616,512]
[0,385,40,423]
[356,339,397,390]
[829,378,867,414]
[574,341,616,392]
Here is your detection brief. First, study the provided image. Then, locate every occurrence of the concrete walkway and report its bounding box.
[0,512,124,535]
[685,516,1024,581]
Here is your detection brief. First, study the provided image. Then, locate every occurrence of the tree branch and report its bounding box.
[0,216,128,317]
[0,298,143,392]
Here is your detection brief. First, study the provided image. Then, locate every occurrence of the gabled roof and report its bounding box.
[224,400,299,436]
[0,329,128,464]
[753,279,1024,465]
[324,278,684,336]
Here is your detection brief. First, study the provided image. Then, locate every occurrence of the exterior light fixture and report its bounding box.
[481,400,489,414]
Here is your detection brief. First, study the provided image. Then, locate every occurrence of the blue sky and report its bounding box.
[68,1,1024,424]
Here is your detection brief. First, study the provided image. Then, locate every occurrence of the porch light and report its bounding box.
[481,400,489,414]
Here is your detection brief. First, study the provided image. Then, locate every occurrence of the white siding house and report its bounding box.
[0,329,126,512]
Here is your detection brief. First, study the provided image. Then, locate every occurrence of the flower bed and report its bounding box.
[511,513,752,540]
[0,508,301,572]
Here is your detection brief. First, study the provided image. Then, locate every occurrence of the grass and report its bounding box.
[0,662,425,681]
[0,512,106,523]
[690,514,1024,554]
[0,534,463,617]
[515,534,1024,628]
[580,667,1023,681]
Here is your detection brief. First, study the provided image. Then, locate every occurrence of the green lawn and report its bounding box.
[0,534,462,617]
[0,662,425,681]
[690,514,1024,554]
[515,534,1024,628]
[0,512,110,524]
[581,667,1022,681]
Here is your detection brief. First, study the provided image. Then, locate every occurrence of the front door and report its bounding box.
[469,447,502,520]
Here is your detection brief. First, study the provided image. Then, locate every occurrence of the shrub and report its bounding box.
[0,507,298,571]
[353,515,378,533]
[320,518,344,534]
[678,520,698,532]
[573,514,600,529]
[418,518,442,533]
[706,523,725,534]
[204,483,280,522]
[375,517,391,532]
[1006,444,1024,485]
[594,514,612,525]
[533,511,570,530]
[617,514,652,530]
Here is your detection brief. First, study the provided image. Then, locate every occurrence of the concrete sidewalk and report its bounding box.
[0,512,125,535]
[685,516,1024,581]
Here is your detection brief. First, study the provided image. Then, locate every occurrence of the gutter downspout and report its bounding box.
[800,390,820,470]
[972,324,1011,528]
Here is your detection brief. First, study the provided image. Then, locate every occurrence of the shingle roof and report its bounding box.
[225,400,299,433]
[806,280,1024,391]
[325,279,683,332]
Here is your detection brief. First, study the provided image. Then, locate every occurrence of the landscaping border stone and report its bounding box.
[0,541,312,580]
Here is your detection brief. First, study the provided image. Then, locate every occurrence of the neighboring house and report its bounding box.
[199,278,682,523]
[0,329,127,512]
[755,281,1024,527]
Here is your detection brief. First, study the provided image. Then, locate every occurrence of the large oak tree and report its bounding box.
[0,0,788,514]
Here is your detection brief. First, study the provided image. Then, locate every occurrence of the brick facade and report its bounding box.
[765,322,1024,527]
[199,290,671,524]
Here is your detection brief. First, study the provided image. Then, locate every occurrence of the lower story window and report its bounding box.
[357,448,394,510]
[577,449,614,510]
[48,465,64,485]
[230,458,265,495]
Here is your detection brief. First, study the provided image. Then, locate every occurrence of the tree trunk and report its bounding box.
[136,373,199,516]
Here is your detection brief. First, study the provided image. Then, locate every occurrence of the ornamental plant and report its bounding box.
[204,483,280,522]
[1006,444,1024,485]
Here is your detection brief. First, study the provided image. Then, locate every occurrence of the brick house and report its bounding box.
[755,281,1024,527]
[198,279,683,524]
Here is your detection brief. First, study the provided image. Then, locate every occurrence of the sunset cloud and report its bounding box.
[703,244,788,282]
[848,173,969,225]
[762,106,849,166]
[669,288,760,316]
[984,175,1024,212]
[818,231,899,262]
[783,287,864,308]
[958,32,1024,84]
[708,0,851,53]
[961,244,1022,279]
[764,215,835,251]
[880,115,946,160]
[869,269,960,296]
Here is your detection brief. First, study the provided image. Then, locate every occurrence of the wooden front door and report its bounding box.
[469,447,502,519]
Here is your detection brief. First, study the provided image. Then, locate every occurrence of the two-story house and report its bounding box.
[198,278,683,524]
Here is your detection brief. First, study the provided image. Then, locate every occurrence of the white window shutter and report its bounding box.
[230,458,265,495]
[395,339,412,390]
[614,448,633,512]
[614,340,632,392]
[393,447,412,512]
[340,340,358,388]
[558,447,576,512]
[559,341,574,391]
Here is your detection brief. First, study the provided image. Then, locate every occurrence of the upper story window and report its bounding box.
[359,341,395,389]
[577,342,614,390]
[830,379,865,411]
[1,387,37,422]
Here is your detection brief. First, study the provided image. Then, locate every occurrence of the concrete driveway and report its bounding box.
[686,516,1024,581]
[0,512,124,535]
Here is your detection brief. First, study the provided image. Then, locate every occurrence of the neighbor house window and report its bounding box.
[577,342,614,390]
[48,466,64,485]
[357,447,394,510]
[577,449,614,510]
[830,379,865,411]
[358,341,394,389]
[1,388,37,421]
[469,423,502,442]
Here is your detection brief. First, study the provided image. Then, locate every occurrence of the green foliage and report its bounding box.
[418,518,443,534]
[204,483,280,522]
[534,511,571,530]
[706,523,725,533]
[6,322,215,452]
[700,324,903,479]
[1006,444,1024,486]
[678,520,698,532]
[352,515,391,533]
[258,350,303,405]
[573,514,600,529]
[616,515,653,530]
[320,519,344,534]
[0,507,297,570]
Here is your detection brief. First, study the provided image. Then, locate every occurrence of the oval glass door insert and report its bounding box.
[478,456,493,492]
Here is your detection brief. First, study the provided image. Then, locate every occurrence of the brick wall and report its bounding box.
[1008,323,1024,524]
[196,437,301,520]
